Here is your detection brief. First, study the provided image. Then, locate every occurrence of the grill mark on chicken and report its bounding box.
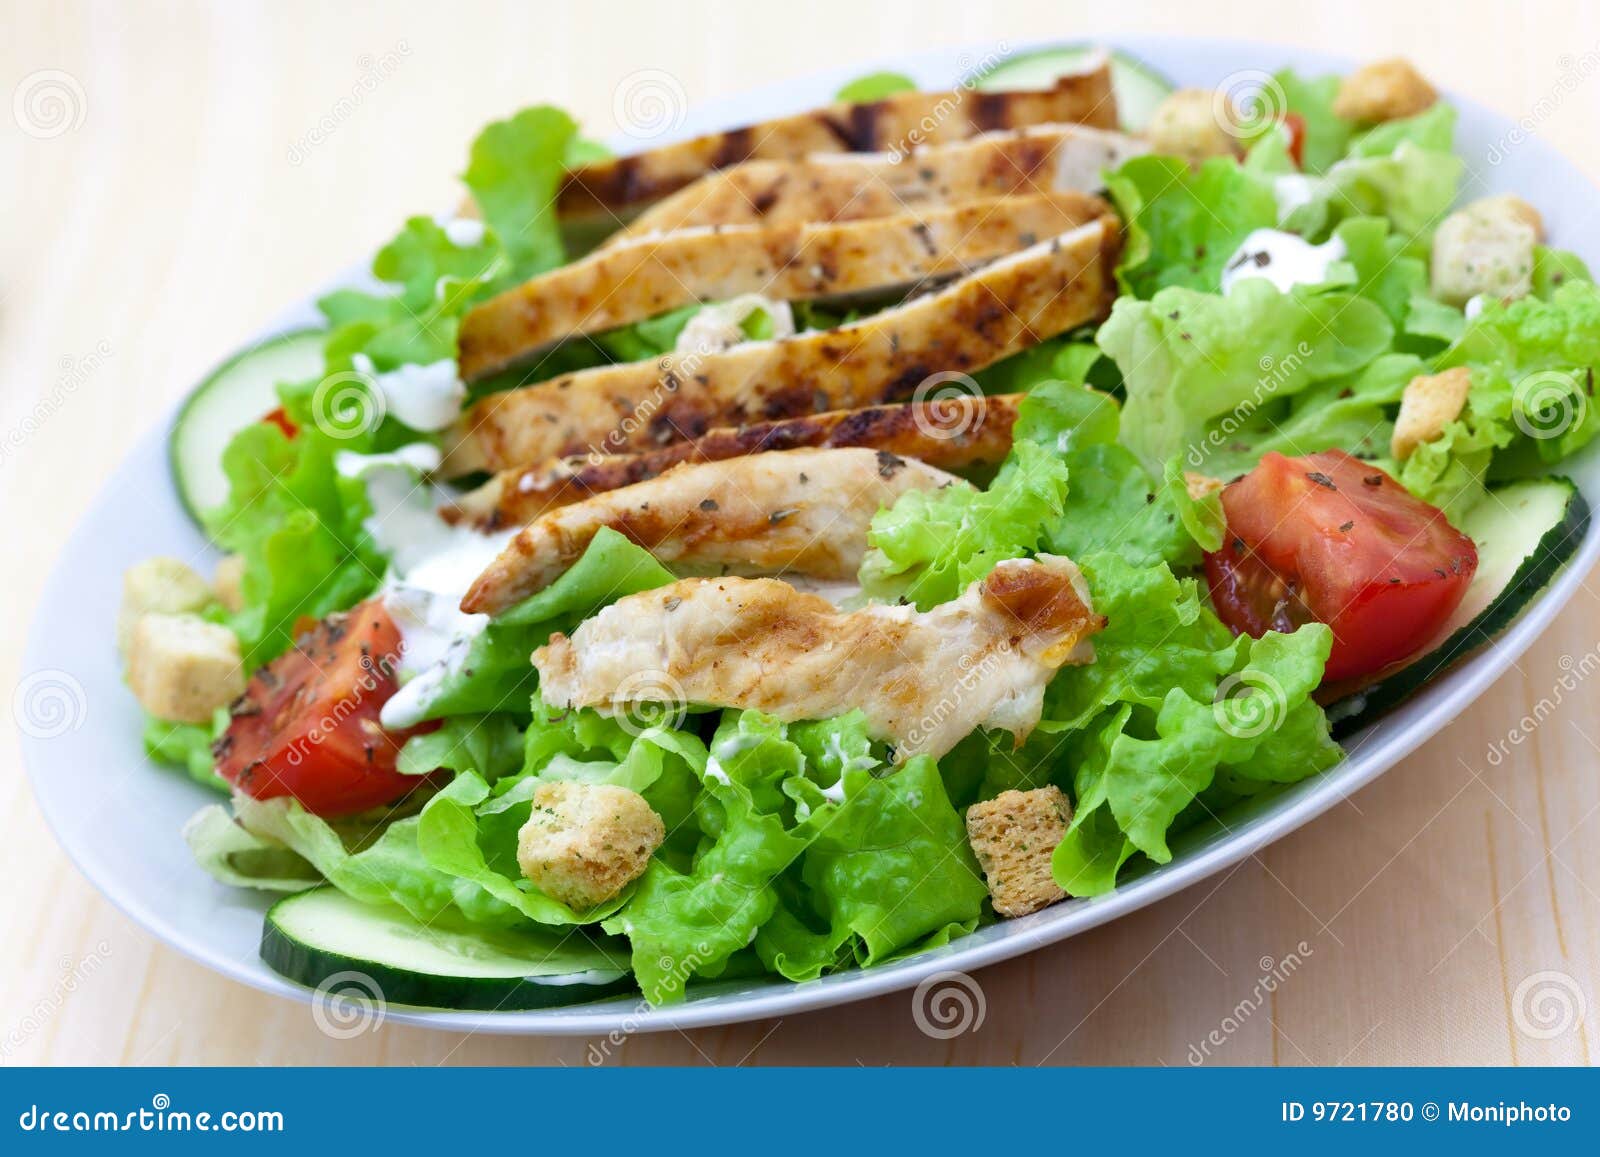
[532,555,1106,759]
[556,62,1116,223]
[444,394,1023,530]
[458,192,1108,380]
[445,216,1117,476]
[610,124,1146,241]
[459,446,961,615]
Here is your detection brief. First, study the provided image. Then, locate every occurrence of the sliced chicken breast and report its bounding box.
[534,555,1105,760]
[612,124,1146,240]
[557,60,1116,225]
[446,216,1117,475]
[460,192,1109,380]
[460,446,960,615]
[447,393,1022,530]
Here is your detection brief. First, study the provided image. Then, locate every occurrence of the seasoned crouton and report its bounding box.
[118,558,212,654]
[516,781,664,910]
[1184,471,1224,501]
[1431,195,1544,305]
[1332,58,1437,123]
[126,613,245,724]
[214,554,247,613]
[966,786,1073,917]
[1392,366,1473,460]
[1145,88,1239,164]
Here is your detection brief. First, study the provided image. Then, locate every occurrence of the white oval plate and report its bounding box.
[21,35,1600,1035]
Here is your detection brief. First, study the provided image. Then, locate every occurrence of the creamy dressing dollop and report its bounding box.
[335,445,514,729]
[351,354,465,433]
[1220,228,1346,295]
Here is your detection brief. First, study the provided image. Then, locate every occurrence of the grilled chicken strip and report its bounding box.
[448,393,1022,530]
[534,555,1105,760]
[557,60,1116,226]
[460,447,960,615]
[446,216,1116,475]
[460,192,1108,380]
[613,124,1146,241]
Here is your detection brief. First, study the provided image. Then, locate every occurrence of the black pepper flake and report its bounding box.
[768,507,798,524]
[1338,520,1354,532]
[1389,576,1402,584]
[1231,537,1246,554]
[1433,567,1448,578]
[664,596,682,611]
[1363,474,1383,487]
[1305,471,1337,490]
[876,449,905,478]
[699,498,718,511]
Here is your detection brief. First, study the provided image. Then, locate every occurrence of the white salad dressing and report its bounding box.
[674,294,796,357]
[1270,174,1320,224]
[334,445,515,730]
[1220,228,1346,295]
[351,353,466,433]
[1464,293,1488,320]
[438,216,486,247]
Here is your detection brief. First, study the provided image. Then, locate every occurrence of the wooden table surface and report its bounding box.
[4,0,1599,1066]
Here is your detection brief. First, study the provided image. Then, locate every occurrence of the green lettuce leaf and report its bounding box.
[144,711,229,792]
[835,72,916,101]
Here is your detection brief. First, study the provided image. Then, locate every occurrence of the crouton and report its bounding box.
[117,558,212,654]
[965,786,1072,917]
[126,613,246,724]
[1392,366,1473,460]
[214,554,247,613]
[1431,195,1543,306]
[1145,88,1239,165]
[1332,58,1437,123]
[1184,471,1224,501]
[516,781,664,910]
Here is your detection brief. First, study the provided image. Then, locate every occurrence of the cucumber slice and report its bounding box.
[1328,477,1590,735]
[168,328,326,529]
[976,45,1175,132]
[261,887,635,1011]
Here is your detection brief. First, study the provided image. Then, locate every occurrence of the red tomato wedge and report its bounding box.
[1203,450,1478,683]
[262,406,298,438]
[215,600,433,816]
[1283,112,1307,168]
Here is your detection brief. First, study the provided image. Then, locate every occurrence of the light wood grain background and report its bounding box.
[4,0,1600,1066]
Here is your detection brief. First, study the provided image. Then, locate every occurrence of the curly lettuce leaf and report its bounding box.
[183,804,322,892]
[144,711,229,792]
[835,72,916,101]
[1098,278,1394,476]
[462,105,582,284]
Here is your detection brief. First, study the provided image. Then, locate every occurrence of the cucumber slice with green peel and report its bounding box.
[976,46,1175,132]
[1328,477,1590,736]
[168,328,327,530]
[261,887,635,1011]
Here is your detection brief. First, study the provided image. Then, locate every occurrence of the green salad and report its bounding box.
[120,48,1595,1010]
